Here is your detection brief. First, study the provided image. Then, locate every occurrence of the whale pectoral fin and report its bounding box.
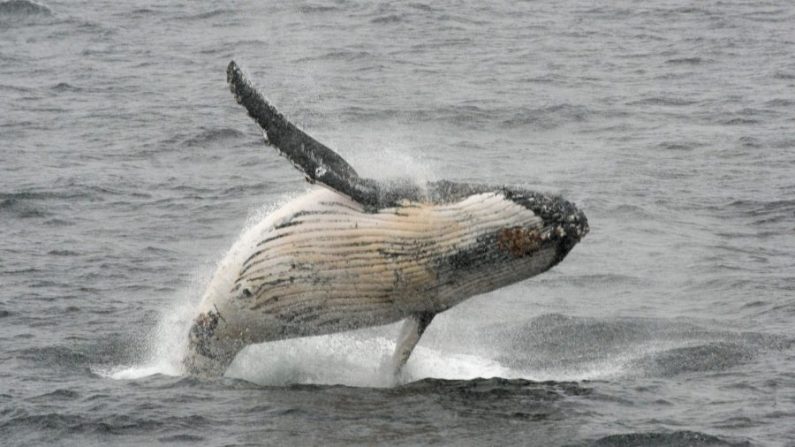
[392,312,435,376]
[226,60,381,208]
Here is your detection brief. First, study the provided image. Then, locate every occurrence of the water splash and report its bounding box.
[224,330,524,388]
[94,286,201,380]
[95,199,296,381]
[340,130,440,184]
[222,328,645,387]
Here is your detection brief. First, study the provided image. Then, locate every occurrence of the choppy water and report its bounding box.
[2,0,794,445]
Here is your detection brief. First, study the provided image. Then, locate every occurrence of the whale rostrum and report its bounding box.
[182,61,589,377]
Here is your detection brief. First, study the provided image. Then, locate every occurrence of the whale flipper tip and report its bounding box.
[227,60,390,208]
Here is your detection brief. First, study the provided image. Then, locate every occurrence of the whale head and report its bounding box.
[511,190,589,260]
[426,186,588,309]
[500,188,589,276]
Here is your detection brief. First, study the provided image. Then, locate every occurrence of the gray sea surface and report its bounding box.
[1,0,794,445]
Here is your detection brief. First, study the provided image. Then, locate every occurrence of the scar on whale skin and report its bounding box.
[497,227,543,257]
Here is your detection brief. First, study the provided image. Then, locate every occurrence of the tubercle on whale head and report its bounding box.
[503,189,589,259]
[546,198,588,261]
[551,199,589,247]
[508,187,587,226]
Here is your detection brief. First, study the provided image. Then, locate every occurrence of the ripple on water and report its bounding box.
[656,141,699,151]
[725,198,795,225]
[665,57,708,65]
[0,412,212,438]
[46,249,79,257]
[579,430,751,447]
[181,127,246,147]
[26,389,80,402]
[0,0,51,18]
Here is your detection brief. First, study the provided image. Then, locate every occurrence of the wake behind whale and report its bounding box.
[179,61,588,378]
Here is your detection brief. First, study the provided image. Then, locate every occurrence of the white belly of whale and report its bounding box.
[196,187,554,345]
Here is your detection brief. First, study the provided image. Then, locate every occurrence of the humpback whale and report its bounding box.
[183,61,589,377]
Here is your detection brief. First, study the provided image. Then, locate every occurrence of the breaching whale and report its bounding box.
[183,61,589,377]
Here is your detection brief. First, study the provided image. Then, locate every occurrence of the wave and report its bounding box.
[725,198,795,225]
[181,127,245,147]
[501,103,591,128]
[656,141,700,151]
[627,96,699,107]
[0,184,153,216]
[331,103,594,130]
[294,49,375,63]
[631,342,754,377]
[371,14,405,24]
[486,314,789,379]
[0,0,51,17]
[579,430,749,447]
[14,346,90,371]
[50,82,82,93]
[763,98,795,108]
[46,249,79,257]
[0,83,31,93]
[0,412,210,437]
[176,8,235,21]
[0,188,116,203]
[0,196,50,218]
[720,118,760,126]
[26,389,80,402]
[665,57,708,65]
[298,4,340,14]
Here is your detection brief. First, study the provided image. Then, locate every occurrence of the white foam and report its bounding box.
[221,329,633,387]
[97,197,303,381]
[93,363,172,380]
[226,333,397,387]
[402,345,519,382]
[94,286,201,380]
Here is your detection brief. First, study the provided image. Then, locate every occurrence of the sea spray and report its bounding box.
[96,268,211,380]
[98,198,293,380]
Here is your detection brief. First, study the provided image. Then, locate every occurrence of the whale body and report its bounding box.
[183,61,589,376]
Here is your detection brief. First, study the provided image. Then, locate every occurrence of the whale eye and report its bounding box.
[241,288,253,298]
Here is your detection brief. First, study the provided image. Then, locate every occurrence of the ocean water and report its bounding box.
[1,0,794,445]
